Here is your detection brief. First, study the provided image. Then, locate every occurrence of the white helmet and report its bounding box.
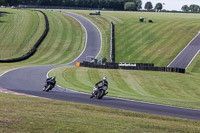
[103,77,107,80]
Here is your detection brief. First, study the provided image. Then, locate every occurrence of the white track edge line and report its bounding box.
[0,65,40,78]
[186,50,200,69]
[55,84,200,112]
[59,11,88,66]
[167,32,200,67]
[62,11,103,59]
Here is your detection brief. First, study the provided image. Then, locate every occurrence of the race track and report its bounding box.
[1,11,200,121]
[168,33,200,69]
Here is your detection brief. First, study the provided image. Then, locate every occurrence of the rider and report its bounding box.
[43,76,56,91]
[90,76,108,98]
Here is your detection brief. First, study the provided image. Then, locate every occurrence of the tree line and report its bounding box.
[0,0,142,10]
[1,0,200,12]
[144,2,163,12]
[181,4,200,12]
[144,1,200,13]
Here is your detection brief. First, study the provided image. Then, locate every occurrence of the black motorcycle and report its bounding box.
[92,85,108,99]
[43,77,56,92]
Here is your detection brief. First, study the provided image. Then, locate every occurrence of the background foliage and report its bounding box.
[0,0,142,10]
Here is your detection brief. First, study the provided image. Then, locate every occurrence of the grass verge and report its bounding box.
[49,66,200,109]
[187,51,200,73]
[0,94,200,133]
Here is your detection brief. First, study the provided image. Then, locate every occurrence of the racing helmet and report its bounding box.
[103,77,107,80]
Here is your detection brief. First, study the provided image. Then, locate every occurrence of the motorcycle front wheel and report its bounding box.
[45,85,52,92]
[96,90,105,99]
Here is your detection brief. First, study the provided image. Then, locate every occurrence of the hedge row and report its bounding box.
[0,10,49,63]
[80,62,185,73]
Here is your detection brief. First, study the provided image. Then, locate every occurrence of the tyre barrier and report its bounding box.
[110,22,115,63]
[80,62,185,73]
[106,62,154,67]
[0,10,49,63]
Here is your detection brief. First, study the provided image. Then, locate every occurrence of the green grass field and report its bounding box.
[67,10,200,67]
[0,9,85,74]
[113,12,200,66]
[0,9,45,60]
[1,9,200,131]
[22,10,85,65]
[1,94,200,133]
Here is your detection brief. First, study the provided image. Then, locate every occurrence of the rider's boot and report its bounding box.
[90,92,95,98]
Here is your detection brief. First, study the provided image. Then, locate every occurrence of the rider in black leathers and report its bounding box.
[43,76,56,91]
[90,77,108,98]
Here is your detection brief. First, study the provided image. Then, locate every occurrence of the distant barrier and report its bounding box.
[0,10,49,63]
[80,62,185,73]
[89,11,100,15]
[110,22,115,63]
[106,62,154,67]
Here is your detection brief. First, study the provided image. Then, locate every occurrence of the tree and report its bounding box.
[116,0,124,10]
[124,2,136,11]
[155,3,162,12]
[181,5,189,12]
[189,4,199,12]
[0,0,5,5]
[144,1,153,11]
[133,0,142,10]
[99,0,106,8]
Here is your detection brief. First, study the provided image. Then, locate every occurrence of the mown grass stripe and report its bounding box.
[0,9,45,60]
[23,11,85,65]
[144,22,188,65]
[25,11,58,64]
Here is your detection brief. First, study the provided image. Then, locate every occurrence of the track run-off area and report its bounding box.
[1,10,200,121]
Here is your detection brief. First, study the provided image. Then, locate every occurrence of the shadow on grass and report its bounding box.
[0,11,13,17]
[0,11,12,14]
[0,11,13,23]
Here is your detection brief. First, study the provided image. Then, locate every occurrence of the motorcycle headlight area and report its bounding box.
[94,87,98,91]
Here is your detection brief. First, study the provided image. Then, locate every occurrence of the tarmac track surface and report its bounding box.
[168,33,200,69]
[1,11,200,121]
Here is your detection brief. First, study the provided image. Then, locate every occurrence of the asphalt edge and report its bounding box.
[167,32,200,68]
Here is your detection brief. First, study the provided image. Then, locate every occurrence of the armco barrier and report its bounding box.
[80,62,185,73]
[0,10,49,63]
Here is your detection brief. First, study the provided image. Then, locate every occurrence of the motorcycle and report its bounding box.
[43,82,54,92]
[92,85,108,99]
[43,78,56,92]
